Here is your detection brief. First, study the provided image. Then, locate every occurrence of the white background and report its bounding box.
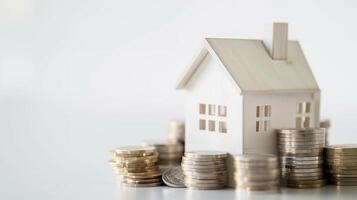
[1,0,357,199]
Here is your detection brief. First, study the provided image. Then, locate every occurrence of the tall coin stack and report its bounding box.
[277,128,326,188]
[149,143,184,171]
[234,154,280,191]
[108,146,162,187]
[325,144,357,186]
[182,151,228,189]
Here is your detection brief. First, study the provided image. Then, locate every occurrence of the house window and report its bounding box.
[198,103,227,133]
[208,104,216,116]
[218,105,227,117]
[219,121,227,133]
[256,105,271,133]
[296,102,311,128]
[199,119,206,130]
[208,120,215,132]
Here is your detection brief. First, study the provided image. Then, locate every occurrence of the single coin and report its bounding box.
[236,180,279,187]
[277,128,325,134]
[184,151,228,159]
[325,144,357,152]
[282,175,323,181]
[286,179,326,188]
[286,179,325,185]
[326,173,357,178]
[181,163,225,170]
[279,140,325,145]
[161,166,185,188]
[235,168,280,176]
[332,181,357,186]
[281,156,322,161]
[282,164,323,169]
[185,184,225,190]
[122,177,161,184]
[279,149,323,154]
[237,185,280,191]
[121,182,162,187]
[235,162,279,169]
[284,171,323,177]
[235,154,278,163]
[115,146,156,156]
[283,168,323,173]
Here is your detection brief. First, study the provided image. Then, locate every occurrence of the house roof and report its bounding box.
[175,38,320,94]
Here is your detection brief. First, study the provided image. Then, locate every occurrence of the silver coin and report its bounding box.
[277,128,325,134]
[235,154,278,163]
[184,151,228,159]
[161,166,185,188]
[235,162,279,169]
[281,156,321,161]
[280,159,323,165]
[284,171,323,177]
[121,182,162,187]
[236,179,279,187]
[283,168,323,173]
[282,175,323,181]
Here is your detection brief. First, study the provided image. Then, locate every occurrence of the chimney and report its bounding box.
[263,22,288,60]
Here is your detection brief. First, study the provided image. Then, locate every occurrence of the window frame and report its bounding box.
[255,105,272,133]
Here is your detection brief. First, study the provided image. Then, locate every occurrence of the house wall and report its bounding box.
[243,92,320,154]
[184,53,243,187]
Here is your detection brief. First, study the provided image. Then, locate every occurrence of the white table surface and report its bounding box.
[113,185,357,200]
[2,159,357,200]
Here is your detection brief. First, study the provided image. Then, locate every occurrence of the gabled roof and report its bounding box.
[175,38,320,94]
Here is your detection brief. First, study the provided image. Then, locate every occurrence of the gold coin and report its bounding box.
[115,146,156,157]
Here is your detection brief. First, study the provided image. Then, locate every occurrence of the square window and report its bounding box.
[218,106,227,117]
[256,106,264,118]
[303,117,310,128]
[296,117,302,128]
[297,103,303,114]
[256,121,260,132]
[305,102,311,113]
[256,106,260,118]
[264,105,271,117]
[219,121,227,133]
[209,104,216,116]
[208,120,215,131]
[199,119,206,130]
[264,120,270,131]
[199,104,206,114]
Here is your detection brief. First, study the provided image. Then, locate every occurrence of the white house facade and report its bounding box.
[175,23,320,187]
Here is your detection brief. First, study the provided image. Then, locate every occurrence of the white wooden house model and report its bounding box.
[175,23,320,186]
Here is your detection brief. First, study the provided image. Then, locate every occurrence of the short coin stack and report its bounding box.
[325,144,357,186]
[182,151,228,189]
[108,146,162,187]
[277,128,326,188]
[151,143,184,170]
[234,154,280,191]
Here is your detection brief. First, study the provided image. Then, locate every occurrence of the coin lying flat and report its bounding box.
[162,166,185,188]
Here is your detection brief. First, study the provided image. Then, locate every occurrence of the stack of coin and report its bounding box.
[325,144,357,186]
[320,119,331,145]
[151,143,184,170]
[182,151,228,189]
[168,121,185,144]
[234,154,280,191]
[108,146,162,187]
[277,128,326,188]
